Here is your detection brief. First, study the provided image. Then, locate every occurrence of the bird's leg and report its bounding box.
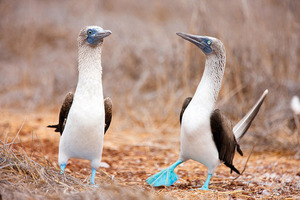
[199,173,212,190]
[90,168,99,187]
[169,160,183,171]
[60,164,66,174]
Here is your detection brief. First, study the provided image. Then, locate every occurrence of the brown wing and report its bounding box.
[210,109,243,174]
[180,97,192,125]
[104,97,112,134]
[47,92,74,135]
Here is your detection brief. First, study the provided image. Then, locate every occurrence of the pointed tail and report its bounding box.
[47,124,60,133]
[233,89,268,141]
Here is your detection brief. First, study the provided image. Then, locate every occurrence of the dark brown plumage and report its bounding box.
[47,92,73,135]
[47,92,112,135]
[104,97,112,133]
[180,97,192,125]
[210,109,243,174]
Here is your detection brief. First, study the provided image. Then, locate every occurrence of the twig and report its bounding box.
[7,119,26,150]
[218,84,247,107]
[231,144,255,182]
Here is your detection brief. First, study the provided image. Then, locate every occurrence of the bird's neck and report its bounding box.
[193,53,226,111]
[75,45,103,97]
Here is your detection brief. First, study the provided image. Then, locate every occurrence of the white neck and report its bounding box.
[75,45,103,98]
[192,53,226,112]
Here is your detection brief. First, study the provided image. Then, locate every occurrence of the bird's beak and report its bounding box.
[176,32,212,55]
[88,29,112,45]
[94,30,112,40]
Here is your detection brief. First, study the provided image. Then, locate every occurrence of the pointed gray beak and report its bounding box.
[87,29,112,45]
[95,30,112,40]
[176,32,212,55]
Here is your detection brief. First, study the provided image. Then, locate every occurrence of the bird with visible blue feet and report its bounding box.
[57,26,112,186]
[146,32,268,190]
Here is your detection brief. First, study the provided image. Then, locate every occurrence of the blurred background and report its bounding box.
[0,0,299,150]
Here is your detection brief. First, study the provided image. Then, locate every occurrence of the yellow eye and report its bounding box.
[207,41,211,45]
[88,30,92,34]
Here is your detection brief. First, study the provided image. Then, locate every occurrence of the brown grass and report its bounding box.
[0,133,170,200]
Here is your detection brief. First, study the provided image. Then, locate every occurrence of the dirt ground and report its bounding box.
[1,109,299,199]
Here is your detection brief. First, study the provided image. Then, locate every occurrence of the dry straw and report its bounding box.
[0,130,169,200]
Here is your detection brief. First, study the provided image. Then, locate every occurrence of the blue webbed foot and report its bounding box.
[60,164,66,175]
[146,160,183,187]
[146,168,178,187]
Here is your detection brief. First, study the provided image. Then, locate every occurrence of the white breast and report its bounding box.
[59,95,104,162]
[179,99,220,173]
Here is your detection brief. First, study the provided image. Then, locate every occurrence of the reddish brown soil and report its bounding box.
[1,109,299,199]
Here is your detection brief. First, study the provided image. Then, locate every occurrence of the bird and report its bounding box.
[57,26,111,186]
[146,32,268,190]
[47,93,112,135]
[291,96,300,115]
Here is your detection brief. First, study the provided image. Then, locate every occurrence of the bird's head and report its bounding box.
[176,33,224,57]
[78,26,112,47]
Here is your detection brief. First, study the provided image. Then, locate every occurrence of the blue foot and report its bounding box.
[60,164,66,175]
[146,160,183,187]
[199,185,209,190]
[199,173,212,191]
[90,183,99,188]
[90,168,98,186]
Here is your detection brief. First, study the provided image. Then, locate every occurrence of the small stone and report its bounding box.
[100,162,110,168]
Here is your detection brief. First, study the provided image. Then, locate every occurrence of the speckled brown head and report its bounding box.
[77,26,111,47]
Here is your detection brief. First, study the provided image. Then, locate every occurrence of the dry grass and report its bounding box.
[0,133,170,200]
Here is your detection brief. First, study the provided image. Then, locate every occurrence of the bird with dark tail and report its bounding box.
[49,26,112,186]
[146,33,268,190]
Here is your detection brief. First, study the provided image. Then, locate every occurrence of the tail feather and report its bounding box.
[47,124,60,132]
[225,163,240,174]
[236,143,243,156]
[233,89,268,141]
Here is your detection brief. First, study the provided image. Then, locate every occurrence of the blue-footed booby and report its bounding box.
[56,26,111,186]
[146,33,268,190]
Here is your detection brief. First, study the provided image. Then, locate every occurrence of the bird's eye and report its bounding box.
[88,30,92,35]
[207,41,211,45]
